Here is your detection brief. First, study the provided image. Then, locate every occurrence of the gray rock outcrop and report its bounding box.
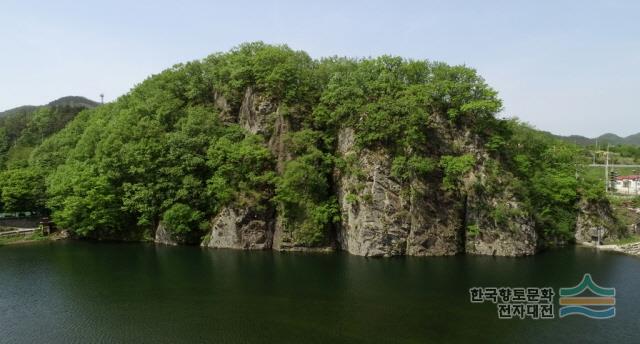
[335,128,464,257]
[202,207,273,250]
[464,197,537,256]
[206,88,556,257]
[155,222,178,246]
[334,125,539,257]
[575,199,623,244]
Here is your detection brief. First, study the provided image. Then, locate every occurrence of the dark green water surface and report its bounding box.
[1,241,639,343]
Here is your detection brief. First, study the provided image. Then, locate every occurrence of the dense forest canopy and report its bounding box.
[0,98,97,214]
[0,43,609,246]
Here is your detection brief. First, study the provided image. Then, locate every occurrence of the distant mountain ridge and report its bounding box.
[0,95,99,170]
[0,96,98,118]
[47,96,99,108]
[549,131,640,146]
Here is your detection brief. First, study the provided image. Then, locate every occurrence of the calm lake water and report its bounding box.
[0,241,639,343]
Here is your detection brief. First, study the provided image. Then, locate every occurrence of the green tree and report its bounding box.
[0,167,46,212]
[162,203,208,235]
[46,162,125,236]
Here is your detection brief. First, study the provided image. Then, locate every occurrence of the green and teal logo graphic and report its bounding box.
[559,274,615,319]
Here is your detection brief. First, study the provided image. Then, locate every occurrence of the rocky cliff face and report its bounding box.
[32,45,614,258]
[199,88,582,257]
[202,207,273,249]
[155,222,205,246]
[461,159,538,256]
[333,124,539,257]
[238,87,276,137]
[205,87,330,251]
[575,199,624,244]
[335,143,411,256]
[464,192,537,256]
[335,128,464,257]
[155,222,178,246]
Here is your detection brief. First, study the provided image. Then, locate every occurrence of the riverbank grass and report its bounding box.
[0,231,48,246]
[613,234,640,245]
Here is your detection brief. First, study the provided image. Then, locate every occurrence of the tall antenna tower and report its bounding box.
[100,93,104,104]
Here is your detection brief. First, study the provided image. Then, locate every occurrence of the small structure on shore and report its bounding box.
[614,175,640,195]
[39,217,56,236]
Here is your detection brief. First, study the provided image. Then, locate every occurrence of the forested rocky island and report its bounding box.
[0,43,625,256]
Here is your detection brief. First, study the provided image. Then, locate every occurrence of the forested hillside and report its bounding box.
[0,43,623,256]
[552,131,640,147]
[0,96,97,118]
[0,97,97,211]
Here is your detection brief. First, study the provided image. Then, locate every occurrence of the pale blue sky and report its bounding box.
[1,0,638,136]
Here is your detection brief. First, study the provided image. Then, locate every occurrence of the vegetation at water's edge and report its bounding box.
[613,234,640,245]
[608,196,640,241]
[0,42,617,247]
[0,231,47,246]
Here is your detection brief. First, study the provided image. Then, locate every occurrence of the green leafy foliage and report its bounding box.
[503,121,606,241]
[0,43,608,247]
[0,127,8,167]
[0,103,92,170]
[0,167,46,212]
[467,224,480,237]
[206,127,276,212]
[162,203,207,235]
[46,162,124,236]
[391,156,437,182]
[274,130,337,246]
[204,42,319,110]
[440,154,475,191]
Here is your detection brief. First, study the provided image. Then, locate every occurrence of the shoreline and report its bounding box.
[6,231,640,259]
[578,241,640,257]
[0,230,68,246]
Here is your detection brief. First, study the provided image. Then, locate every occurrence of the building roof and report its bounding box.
[616,175,640,181]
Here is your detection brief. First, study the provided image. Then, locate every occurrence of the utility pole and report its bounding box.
[605,144,609,193]
[100,93,104,104]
